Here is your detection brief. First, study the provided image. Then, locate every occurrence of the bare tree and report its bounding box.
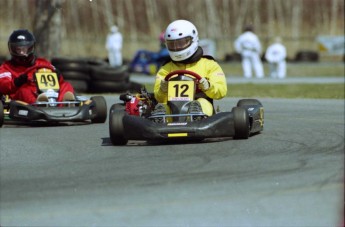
[33,0,62,59]
[330,0,339,35]
[291,0,302,38]
[146,0,159,38]
[267,0,275,36]
[124,0,138,41]
[1,0,343,59]
[103,0,114,28]
[205,0,219,38]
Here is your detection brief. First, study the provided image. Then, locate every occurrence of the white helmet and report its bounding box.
[164,20,199,61]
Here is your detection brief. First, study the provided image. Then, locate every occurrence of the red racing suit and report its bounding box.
[0,58,74,104]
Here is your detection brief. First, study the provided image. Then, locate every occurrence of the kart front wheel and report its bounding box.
[109,104,128,145]
[90,96,107,123]
[232,107,250,139]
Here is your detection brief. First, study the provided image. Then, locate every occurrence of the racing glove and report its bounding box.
[160,79,168,93]
[14,74,28,87]
[198,77,210,91]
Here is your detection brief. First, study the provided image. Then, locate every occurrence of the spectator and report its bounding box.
[105,25,123,67]
[265,37,287,79]
[234,25,264,78]
[0,29,75,104]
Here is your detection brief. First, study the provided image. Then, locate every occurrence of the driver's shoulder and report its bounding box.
[202,55,215,61]
[35,58,55,70]
[35,57,52,65]
[200,56,218,65]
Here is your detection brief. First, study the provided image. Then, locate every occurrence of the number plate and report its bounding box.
[35,72,60,91]
[168,80,194,101]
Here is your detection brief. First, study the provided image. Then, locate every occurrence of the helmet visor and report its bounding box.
[166,36,192,52]
[9,42,34,57]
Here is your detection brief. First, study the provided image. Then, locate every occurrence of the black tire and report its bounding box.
[65,79,89,93]
[90,96,107,123]
[0,101,4,127]
[0,55,8,65]
[90,65,129,82]
[61,71,91,82]
[109,104,128,145]
[54,61,91,74]
[223,52,242,62]
[89,80,131,93]
[84,58,109,67]
[232,107,250,139]
[294,51,319,62]
[237,98,264,134]
[237,99,262,107]
[51,57,88,65]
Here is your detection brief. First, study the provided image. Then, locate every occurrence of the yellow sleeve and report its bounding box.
[203,59,227,100]
[154,64,171,103]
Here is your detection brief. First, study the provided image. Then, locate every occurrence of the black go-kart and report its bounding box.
[0,67,107,127]
[109,69,264,145]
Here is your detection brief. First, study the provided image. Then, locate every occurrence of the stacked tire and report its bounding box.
[0,55,8,65]
[89,64,130,92]
[51,57,142,93]
[294,51,319,62]
[51,57,92,93]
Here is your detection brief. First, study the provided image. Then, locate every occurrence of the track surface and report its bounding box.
[0,97,344,226]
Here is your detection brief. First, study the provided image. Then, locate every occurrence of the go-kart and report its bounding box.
[128,48,170,75]
[109,70,264,145]
[0,67,107,127]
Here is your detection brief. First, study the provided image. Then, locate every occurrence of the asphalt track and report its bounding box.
[0,95,344,226]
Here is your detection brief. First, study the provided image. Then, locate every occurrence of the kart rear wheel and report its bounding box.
[232,107,250,139]
[237,98,262,107]
[90,96,107,123]
[109,104,128,145]
[237,98,264,133]
[0,101,4,127]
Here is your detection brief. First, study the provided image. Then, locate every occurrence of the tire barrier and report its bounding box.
[223,52,242,62]
[51,57,91,93]
[294,51,319,62]
[90,65,129,82]
[0,55,8,65]
[50,57,142,93]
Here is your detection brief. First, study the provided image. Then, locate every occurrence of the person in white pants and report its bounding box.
[265,37,287,79]
[105,25,123,67]
[234,25,264,78]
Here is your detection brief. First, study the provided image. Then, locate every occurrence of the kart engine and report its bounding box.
[120,88,155,117]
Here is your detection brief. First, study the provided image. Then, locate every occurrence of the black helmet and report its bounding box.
[8,29,36,66]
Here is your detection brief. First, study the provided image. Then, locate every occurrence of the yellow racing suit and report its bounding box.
[154,57,227,116]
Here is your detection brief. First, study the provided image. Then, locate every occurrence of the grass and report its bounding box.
[227,84,344,99]
[136,62,344,99]
[142,83,344,99]
[219,62,344,77]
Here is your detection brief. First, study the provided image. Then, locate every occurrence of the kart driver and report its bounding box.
[153,19,227,117]
[0,29,75,104]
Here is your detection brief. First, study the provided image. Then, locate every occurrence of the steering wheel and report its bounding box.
[164,69,202,82]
